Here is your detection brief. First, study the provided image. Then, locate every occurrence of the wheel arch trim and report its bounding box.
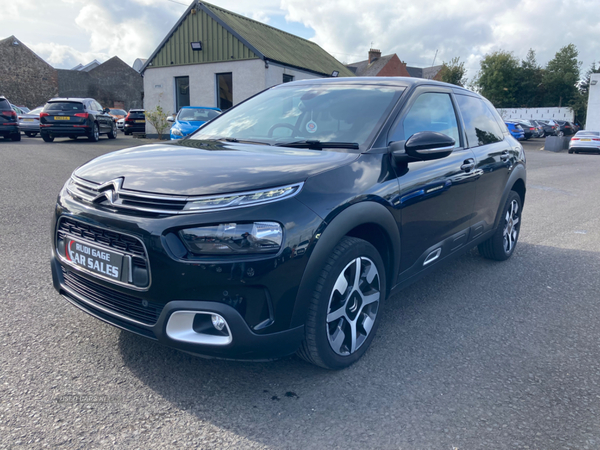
[290,201,401,328]
[493,163,526,230]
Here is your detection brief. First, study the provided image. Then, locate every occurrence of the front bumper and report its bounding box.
[50,187,322,360]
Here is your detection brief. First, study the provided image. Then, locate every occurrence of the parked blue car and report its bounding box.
[169,106,221,140]
[505,121,524,140]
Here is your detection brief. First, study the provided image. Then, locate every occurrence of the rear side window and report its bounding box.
[0,99,11,111]
[391,92,460,147]
[44,102,84,112]
[456,95,504,147]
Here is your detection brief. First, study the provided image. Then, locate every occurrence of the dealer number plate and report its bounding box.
[135,120,145,123]
[581,139,591,141]
[65,239,123,281]
[54,116,70,120]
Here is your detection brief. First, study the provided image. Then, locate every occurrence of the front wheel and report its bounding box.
[478,191,522,261]
[297,236,386,370]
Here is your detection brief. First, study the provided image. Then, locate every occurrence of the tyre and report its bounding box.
[107,122,117,139]
[41,134,54,143]
[478,191,522,261]
[297,236,386,370]
[25,132,36,138]
[558,131,565,137]
[568,149,573,154]
[11,133,21,141]
[124,131,130,136]
[88,123,99,142]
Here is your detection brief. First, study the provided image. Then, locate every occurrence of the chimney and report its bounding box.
[368,48,381,64]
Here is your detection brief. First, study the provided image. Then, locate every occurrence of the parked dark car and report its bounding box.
[514,121,534,140]
[123,109,145,135]
[528,120,545,138]
[555,120,575,137]
[506,121,525,140]
[51,78,526,370]
[40,98,117,142]
[19,106,44,137]
[536,119,558,136]
[0,96,21,141]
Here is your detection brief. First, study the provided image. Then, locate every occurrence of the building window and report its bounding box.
[283,74,294,83]
[216,73,233,110]
[175,76,190,113]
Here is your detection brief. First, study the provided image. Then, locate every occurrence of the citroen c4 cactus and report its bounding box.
[51,78,526,369]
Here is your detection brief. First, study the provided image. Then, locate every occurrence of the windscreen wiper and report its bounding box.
[275,140,359,150]
[215,137,271,145]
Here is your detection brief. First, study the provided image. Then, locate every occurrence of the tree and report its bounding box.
[514,49,544,107]
[145,105,171,140]
[439,57,467,87]
[542,44,581,107]
[475,51,520,108]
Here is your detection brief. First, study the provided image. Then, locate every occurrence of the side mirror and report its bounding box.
[167,115,175,123]
[103,107,110,114]
[404,131,454,160]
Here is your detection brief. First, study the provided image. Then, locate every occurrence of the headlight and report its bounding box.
[180,222,283,255]
[172,127,183,137]
[183,184,302,212]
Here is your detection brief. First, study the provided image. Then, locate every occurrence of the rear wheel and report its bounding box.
[297,237,386,370]
[478,191,522,261]
[41,134,54,143]
[88,123,99,142]
[568,149,573,154]
[11,133,21,141]
[107,122,117,139]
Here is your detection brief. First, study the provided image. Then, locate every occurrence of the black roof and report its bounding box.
[278,76,475,94]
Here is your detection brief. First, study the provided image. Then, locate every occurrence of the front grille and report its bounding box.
[61,266,162,326]
[66,177,187,214]
[57,217,146,258]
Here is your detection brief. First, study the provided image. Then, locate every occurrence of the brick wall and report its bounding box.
[0,36,58,109]
[377,54,411,77]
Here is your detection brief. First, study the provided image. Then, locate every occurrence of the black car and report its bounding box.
[555,120,575,137]
[514,121,534,140]
[536,119,558,137]
[40,98,117,142]
[51,78,526,369]
[123,109,145,135]
[0,96,21,141]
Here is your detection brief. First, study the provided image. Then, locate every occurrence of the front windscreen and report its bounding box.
[189,84,405,149]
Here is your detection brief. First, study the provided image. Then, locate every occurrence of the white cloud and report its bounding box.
[1,0,599,79]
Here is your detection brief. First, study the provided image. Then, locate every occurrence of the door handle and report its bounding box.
[461,159,475,172]
[500,150,510,161]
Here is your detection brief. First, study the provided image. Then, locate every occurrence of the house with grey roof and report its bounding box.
[347,49,442,80]
[140,0,353,134]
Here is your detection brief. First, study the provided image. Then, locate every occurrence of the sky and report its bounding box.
[2,0,600,81]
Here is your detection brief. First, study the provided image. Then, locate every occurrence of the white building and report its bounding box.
[140,1,354,135]
[586,73,600,131]
[497,107,574,122]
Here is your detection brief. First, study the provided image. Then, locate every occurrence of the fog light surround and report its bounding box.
[166,311,232,345]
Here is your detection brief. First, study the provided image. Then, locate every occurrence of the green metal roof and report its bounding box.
[143,1,354,78]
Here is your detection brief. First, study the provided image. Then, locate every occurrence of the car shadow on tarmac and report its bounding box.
[118,242,600,449]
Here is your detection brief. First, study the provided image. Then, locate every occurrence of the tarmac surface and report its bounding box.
[1,135,600,449]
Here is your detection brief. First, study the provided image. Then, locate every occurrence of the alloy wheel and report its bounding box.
[326,257,380,356]
[503,199,520,254]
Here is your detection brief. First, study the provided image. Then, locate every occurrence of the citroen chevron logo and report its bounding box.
[93,178,123,204]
